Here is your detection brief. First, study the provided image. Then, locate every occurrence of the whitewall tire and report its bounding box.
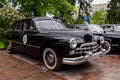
[43,48,62,71]
[5,40,14,54]
[102,41,112,53]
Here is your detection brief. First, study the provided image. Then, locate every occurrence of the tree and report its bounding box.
[107,0,120,24]
[52,0,76,25]
[90,9,107,25]
[76,0,93,23]
[10,0,76,24]
[0,3,24,41]
[67,0,93,23]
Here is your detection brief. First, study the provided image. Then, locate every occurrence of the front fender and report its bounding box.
[39,38,70,58]
[104,38,112,44]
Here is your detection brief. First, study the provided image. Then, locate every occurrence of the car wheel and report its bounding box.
[5,41,14,54]
[43,48,62,71]
[102,41,112,53]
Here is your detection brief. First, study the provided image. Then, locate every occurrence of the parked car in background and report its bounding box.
[100,24,120,32]
[70,24,120,54]
[3,18,106,71]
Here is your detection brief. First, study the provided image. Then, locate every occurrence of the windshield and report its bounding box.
[114,25,120,31]
[35,20,66,30]
[53,21,66,29]
[88,24,104,32]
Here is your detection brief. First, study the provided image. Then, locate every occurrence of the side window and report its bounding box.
[23,20,34,31]
[11,22,17,30]
[105,26,113,31]
[12,21,23,30]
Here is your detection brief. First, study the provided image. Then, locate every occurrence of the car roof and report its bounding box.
[74,24,99,26]
[16,17,60,22]
[100,24,114,26]
[100,24,120,27]
[32,17,53,21]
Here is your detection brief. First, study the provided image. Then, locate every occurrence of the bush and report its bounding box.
[0,3,24,41]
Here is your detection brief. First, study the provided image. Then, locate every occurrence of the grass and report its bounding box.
[0,42,4,49]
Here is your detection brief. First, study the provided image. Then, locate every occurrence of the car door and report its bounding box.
[10,20,24,50]
[105,25,120,44]
[22,19,40,56]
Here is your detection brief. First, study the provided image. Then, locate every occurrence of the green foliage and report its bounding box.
[0,3,24,40]
[67,0,76,5]
[107,0,120,24]
[90,9,107,25]
[10,0,76,24]
[53,0,76,24]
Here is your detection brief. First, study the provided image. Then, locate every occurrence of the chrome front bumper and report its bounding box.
[62,49,106,65]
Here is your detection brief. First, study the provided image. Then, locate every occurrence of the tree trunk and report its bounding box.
[76,0,82,23]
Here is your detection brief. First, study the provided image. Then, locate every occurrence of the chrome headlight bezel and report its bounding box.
[100,36,104,44]
[69,38,77,49]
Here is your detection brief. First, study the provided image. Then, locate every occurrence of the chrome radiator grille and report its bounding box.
[76,42,99,53]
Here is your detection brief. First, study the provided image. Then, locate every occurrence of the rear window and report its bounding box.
[12,21,23,30]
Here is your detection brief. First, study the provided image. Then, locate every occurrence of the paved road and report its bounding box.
[0,50,120,80]
[0,50,65,80]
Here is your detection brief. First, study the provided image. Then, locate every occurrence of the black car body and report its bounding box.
[72,24,120,53]
[4,17,106,71]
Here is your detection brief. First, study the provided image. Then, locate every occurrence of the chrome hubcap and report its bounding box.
[103,43,109,50]
[47,53,54,64]
[102,41,111,54]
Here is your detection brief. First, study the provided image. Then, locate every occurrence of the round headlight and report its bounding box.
[70,38,77,49]
[100,37,104,44]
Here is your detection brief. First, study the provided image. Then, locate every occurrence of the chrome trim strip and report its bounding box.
[13,41,40,48]
[24,44,40,48]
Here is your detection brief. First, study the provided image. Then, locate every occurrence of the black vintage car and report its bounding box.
[4,17,106,71]
[72,24,120,54]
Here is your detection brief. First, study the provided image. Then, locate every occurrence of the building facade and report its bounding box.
[91,3,109,12]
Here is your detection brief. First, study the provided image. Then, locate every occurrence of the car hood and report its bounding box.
[39,29,93,43]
